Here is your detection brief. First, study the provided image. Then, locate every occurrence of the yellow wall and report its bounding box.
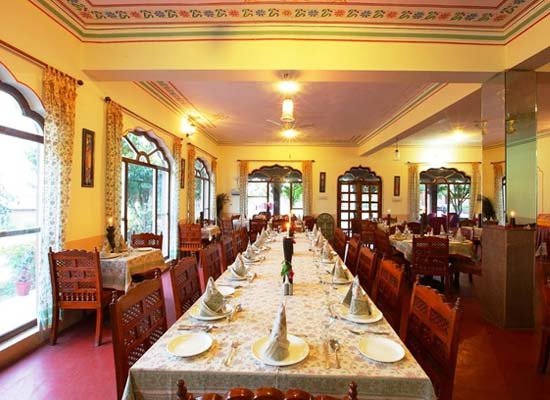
[538,133,550,214]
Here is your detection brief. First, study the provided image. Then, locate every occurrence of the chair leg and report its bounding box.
[50,306,59,345]
[95,307,103,346]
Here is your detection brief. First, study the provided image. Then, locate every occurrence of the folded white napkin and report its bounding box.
[244,243,257,260]
[199,277,226,317]
[455,229,465,242]
[403,225,410,235]
[229,254,248,279]
[101,238,111,255]
[116,233,128,252]
[440,224,446,235]
[263,303,290,361]
[342,276,372,316]
[321,242,334,262]
[331,258,349,281]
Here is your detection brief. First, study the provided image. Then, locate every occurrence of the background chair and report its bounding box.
[406,222,421,234]
[249,218,268,242]
[360,220,377,248]
[356,247,378,296]
[402,282,462,400]
[170,257,202,319]
[303,215,316,231]
[371,258,405,333]
[130,232,163,249]
[374,229,404,265]
[178,223,203,259]
[198,242,223,292]
[333,227,348,260]
[412,236,451,296]
[48,248,111,346]
[220,217,233,236]
[110,271,167,400]
[345,236,361,275]
[220,234,236,270]
[537,280,550,373]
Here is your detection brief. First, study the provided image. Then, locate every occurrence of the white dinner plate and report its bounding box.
[135,247,154,252]
[358,336,405,363]
[321,259,336,264]
[217,285,235,297]
[189,303,233,321]
[100,253,121,259]
[243,256,263,264]
[337,303,383,324]
[228,272,248,281]
[166,331,213,357]
[251,334,309,366]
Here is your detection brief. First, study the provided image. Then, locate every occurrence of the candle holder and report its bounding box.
[387,213,391,225]
[283,237,294,263]
[106,226,116,253]
[510,217,516,227]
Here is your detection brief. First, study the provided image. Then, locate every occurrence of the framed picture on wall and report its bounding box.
[180,159,186,189]
[81,129,94,187]
[393,176,401,197]
[319,172,326,193]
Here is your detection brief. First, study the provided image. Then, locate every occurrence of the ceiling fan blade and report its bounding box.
[296,123,314,129]
[266,119,282,126]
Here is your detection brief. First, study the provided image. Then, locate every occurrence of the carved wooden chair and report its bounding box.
[178,223,203,259]
[110,271,167,400]
[48,248,111,346]
[406,222,421,234]
[249,218,267,242]
[356,246,378,296]
[220,218,233,236]
[345,236,361,275]
[334,227,348,261]
[373,229,403,265]
[537,281,550,373]
[238,227,249,253]
[402,281,462,400]
[176,379,358,400]
[198,242,223,292]
[303,215,316,231]
[220,234,236,270]
[271,215,285,232]
[170,257,202,319]
[359,220,377,248]
[130,232,163,250]
[232,230,243,258]
[411,236,451,296]
[371,258,405,333]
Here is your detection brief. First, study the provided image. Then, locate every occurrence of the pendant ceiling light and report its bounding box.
[281,98,294,123]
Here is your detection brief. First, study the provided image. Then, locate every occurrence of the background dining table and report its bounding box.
[122,235,434,400]
[390,235,477,262]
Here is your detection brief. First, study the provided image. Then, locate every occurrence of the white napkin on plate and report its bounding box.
[331,258,349,281]
[440,224,446,235]
[455,229,465,242]
[263,303,290,361]
[321,242,334,262]
[199,277,226,317]
[342,276,372,316]
[100,238,111,256]
[244,243,257,260]
[229,254,248,279]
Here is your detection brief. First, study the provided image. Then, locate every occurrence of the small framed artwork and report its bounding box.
[180,159,186,189]
[319,172,326,193]
[393,176,401,197]
[81,129,94,187]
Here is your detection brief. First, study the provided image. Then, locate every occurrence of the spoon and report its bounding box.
[329,339,341,369]
[346,327,390,335]
[177,324,214,332]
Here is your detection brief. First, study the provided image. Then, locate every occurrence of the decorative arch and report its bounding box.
[0,62,45,120]
[248,164,302,183]
[337,166,382,236]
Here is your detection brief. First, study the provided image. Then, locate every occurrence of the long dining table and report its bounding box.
[123,234,434,400]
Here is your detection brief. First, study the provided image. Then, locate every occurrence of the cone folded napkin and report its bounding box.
[331,258,349,281]
[321,242,334,262]
[263,303,290,361]
[342,276,372,316]
[455,229,465,242]
[199,277,226,317]
[243,243,257,261]
[229,254,248,279]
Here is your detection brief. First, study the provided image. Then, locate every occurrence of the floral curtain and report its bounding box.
[170,139,182,259]
[187,145,196,223]
[408,163,419,221]
[239,160,248,218]
[493,162,505,224]
[470,162,481,219]
[38,67,77,331]
[104,101,124,239]
[302,160,313,216]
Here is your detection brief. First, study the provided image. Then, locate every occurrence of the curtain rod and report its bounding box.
[104,97,179,140]
[238,159,315,163]
[0,40,83,85]
[406,161,480,165]
[188,142,217,160]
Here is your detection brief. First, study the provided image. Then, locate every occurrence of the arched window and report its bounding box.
[122,131,171,256]
[419,167,471,219]
[195,158,211,221]
[247,165,303,218]
[0,81,44,339]
[337,166,382,236]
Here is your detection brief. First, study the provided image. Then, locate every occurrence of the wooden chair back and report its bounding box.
[402,282,462,400]
[131,232,163,249]
[221,234,236,270]
[249,218,267,242]
[178,223,203,258]
[238,227,249,253]
[48,248,109,346]
[537,281,550,372]
[359,220,376,248]
[177,379,358,400]
[334,227,347,260]
[373,229,392,259]
[272,215,285,232]
[406,222,421,234]
[303,215,316,231]
[412,236,451,295]
[110,273,167,400]
[232,230,243,257]
[221,218,233,235]
[170,257,202,319]
[198,242,223,292]
[345,236,361,275]
[371,258,405,333]
[356,246,378,295]
[459,219,475,227]
[428,216,447,235]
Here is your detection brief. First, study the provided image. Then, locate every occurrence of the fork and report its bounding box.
[224,341,239,367]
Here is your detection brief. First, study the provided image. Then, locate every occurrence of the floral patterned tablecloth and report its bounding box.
[123,235,434,400]
[390,236,476,263]
[100,249,165,292]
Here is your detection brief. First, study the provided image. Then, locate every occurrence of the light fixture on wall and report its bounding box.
[393,138,400,161]
[181,115,197,137]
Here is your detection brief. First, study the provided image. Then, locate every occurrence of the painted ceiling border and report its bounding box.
[28,0,548,44]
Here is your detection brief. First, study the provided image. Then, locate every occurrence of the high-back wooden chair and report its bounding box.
[345,236,361,275]
[110,272,167,400]
[537,279,550,373]
[249,218,267,242]
[334,227,348,260]
[356,246,378,296]
[170,257,202,319]
[428,216,447,235]
[402,282,462,400]
[232,230,243,258]
[238,227,249,253]
[220,234,236,270]
[371,258,405,333]
[220,218,233,236]
[131,232,163,249]
[412,236,451,296]
[374,229,395,260]
[406,222,421,234]
[303,215,316,231]
[198,242,223,292]
[48,248,111,346]
[271,215,285,232]
[359,220,377,248]
[178,223,203,259]
[176,379,358,400]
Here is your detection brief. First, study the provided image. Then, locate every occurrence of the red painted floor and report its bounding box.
[0,271,549,399]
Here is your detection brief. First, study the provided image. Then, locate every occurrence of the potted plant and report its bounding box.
[5,244,36,296]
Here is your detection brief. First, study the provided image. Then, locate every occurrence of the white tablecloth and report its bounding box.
[123,235,434,400]
[390,236,476,263]
[202,225,221,240]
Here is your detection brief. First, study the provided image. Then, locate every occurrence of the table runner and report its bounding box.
[123,235,434,400]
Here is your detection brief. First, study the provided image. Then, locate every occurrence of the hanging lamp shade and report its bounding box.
[281,98,294,122]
